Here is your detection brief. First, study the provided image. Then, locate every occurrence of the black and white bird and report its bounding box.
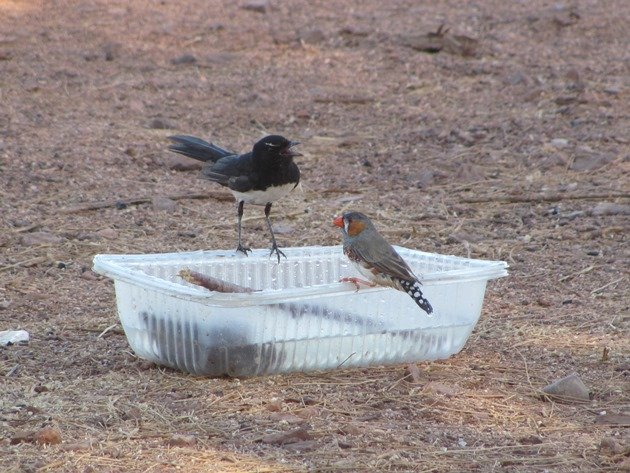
[333,211,434,315]
[168,134,301,262]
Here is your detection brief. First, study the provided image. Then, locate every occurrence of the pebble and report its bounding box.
[550,138,569,148]
[20,231,64,246]
[164,154,203,171]
[570,152,614,171]
[148,117,175,130]
[299,29,326,45]
[166,434,197,448]
[152,196,178,212]
[241,0,269,13]
[97,228,118,240]
[35,426,62,445]
[261,427,312,445]
[542,373,590,402]
[423,381,460,397]
[171,54,197,65]
[591,202,630,216]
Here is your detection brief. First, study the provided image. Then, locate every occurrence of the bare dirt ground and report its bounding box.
[1,0,628,471]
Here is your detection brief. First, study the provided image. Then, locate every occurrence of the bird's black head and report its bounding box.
[253,135,302,160]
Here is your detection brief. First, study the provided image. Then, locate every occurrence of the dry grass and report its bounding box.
[1,0,629,471]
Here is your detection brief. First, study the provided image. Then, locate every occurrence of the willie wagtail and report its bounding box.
[168,134,301,262]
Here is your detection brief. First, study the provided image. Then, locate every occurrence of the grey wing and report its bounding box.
[202,170,254,193]
[354,234,417,282]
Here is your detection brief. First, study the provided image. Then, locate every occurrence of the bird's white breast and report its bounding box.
[231,182,296,205]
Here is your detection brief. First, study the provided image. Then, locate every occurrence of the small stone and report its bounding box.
[152,196,178,212]
[591,202,630,216]
[603,86,620,96]
[338,423,362,435]
[504,71,529,86]
[282,440,318,452]
[103,42,121,61]
[453,163,485,183]
[171,54,197,65]
[81,270,99,281]
[271,223,294,235]
[404,363,423,383]
[148,117,175,130]
[166,434,197,448]
[599,437,623,455]
[136,360,154,371]
[415,170,435,188]
[11,430,35,444]
[261,427,312,446]
[542,373,590,402]
[265,400,282,412]
[35,426,62,445]
[20,231,64,246]
[0,299,11,310]
[60,441,93,452]
[164,154,203,172]
[97,228,118,240]
[299,29,326,45]
[295,406,319,419]
[570,152,614,171]
[269,412,304,424]
[241,0,269,13]
[550,138,569,148]
[540,154,568,169]
[424,381,460,397]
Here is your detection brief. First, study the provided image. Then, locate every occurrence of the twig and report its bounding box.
[179,269,256,293]
[461,192,629,204]
[337,352,356,369]
[558,265,596,282]
[0,256,48,273]
[591,276,625,295]
[61,191,233,214]
[98,324,120,338]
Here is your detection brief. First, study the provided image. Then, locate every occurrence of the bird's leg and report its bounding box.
[235,201,251,255]
[264,203,286,264]
[339,277,377,292]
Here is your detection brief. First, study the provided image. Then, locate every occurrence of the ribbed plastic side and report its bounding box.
[113,276,490,376]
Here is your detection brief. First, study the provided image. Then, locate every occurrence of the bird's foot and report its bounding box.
[269,244,286,264]
[236,244,252,256]
[340,277,376,292]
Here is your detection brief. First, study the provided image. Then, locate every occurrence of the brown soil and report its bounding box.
[1,0,628,471]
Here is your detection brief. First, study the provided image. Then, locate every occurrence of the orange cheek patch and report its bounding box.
[347,220,366,237]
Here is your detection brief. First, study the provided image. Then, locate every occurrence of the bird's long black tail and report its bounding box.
[399,279,433,315]
[168,135,234,163]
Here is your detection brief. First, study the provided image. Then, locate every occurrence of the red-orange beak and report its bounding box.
[332,216,344,228]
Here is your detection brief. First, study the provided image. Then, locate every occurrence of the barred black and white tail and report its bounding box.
[399,279,433,315]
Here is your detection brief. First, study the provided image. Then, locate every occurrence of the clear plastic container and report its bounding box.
[93,246,507,377]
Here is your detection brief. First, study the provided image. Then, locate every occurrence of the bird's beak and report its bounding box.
[332,216,344,228]
[284,141,302,157]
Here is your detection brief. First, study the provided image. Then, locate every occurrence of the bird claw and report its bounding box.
[236,244,252,256]
[269,244,286,264]
[340,277,375,292]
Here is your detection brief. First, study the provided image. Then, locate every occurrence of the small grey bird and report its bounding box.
[168,134,301,262]
[333,211,433,315]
